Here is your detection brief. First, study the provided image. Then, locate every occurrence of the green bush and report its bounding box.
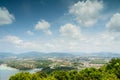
[9,58,120,80]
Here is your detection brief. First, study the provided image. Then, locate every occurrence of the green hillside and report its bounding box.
[9,58,120,80]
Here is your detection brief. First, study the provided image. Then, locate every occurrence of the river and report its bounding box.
[0,64,42,80]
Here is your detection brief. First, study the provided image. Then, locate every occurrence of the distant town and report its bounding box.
[0,52,119,71]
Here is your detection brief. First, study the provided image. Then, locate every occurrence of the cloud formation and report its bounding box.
[0,7,15,25]
[106,13,120,32]
[1,1,120,53]
[69,0,103,27]
[4,35,40,49]
[27,30,34,35]
[1,31,120,53]
[60,23,82,39]
[2,35,57,52]
[35,20,52,35]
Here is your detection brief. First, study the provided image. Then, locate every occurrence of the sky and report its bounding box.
[0,0,120,53]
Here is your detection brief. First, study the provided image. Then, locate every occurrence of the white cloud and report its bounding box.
[106,13,120,32]
[59,23,83,40]
[5,35,23,45]
[1,32,120,53]
[4,35,41,50]
[2,35,57,52]
[44,43,56,50]
[0,7,15,25]
[27,30,34,35]
[49,30,120,53]
[79,32,120,53]
[35,20,52,35]
[69,0,103,26]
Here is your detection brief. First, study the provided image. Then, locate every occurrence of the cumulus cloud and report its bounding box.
[69,0,103,26]
[89,32,120,53]
[44,43,56,50]
[0,7,15,25]
[27,30,34,35]
[60,23,83,40]
[2,35,57,52]
[35,20,52,35]
[5,35,23,45]
[106,13,120,32]
[1,33,120,53]
[53,27,120,53]
[4,35,41,49]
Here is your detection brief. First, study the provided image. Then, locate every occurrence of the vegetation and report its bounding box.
[41,66,76,74]
[34,59,53,68]
[0,60,3,64]
[0,56,108,70]
[9,58,120,80]
[3,59,53,70]
[90,59,107,64]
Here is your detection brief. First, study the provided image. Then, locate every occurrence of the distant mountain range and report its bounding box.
[91,52,120,57]
[0,51,120,59]
[0,51,73,59]
[0,52,15,58]
[17,51,45,58]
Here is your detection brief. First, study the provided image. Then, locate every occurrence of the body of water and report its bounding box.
[0,64,42,80]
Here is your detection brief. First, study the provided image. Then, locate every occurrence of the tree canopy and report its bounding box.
[9,58,120,80]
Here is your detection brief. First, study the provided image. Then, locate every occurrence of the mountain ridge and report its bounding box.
[0,51,120,59]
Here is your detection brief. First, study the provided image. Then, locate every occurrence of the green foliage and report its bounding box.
[35,71,47,78]
[9,58,120,80]
[51,71,70,80]
[101,73,118,80]
[45,76,57,80]
[9,72,33,80]
[5,59,53,70]
[69,70,81,80]
[31,74,41,80]
[90,59,107,64]
[6,61,34,70]
[106,58,120,78]
[41,66,75,74]
[79,68,102,80]
[35,59,53,68]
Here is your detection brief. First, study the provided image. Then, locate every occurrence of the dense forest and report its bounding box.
[9,58,120,80]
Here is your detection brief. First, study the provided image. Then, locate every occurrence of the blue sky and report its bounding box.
[0,0,120,53]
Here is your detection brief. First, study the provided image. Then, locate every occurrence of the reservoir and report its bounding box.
[0,64,42,80]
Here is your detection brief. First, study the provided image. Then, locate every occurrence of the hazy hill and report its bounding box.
[91,52,120,57]
[17,52,73,58]
[0,51,120,59]
[0,52,15,58]
[17,51,45,58]
[45,52,73,57]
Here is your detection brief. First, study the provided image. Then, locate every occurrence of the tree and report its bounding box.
[101,73,118,80]
[79,68,102,80]
[35,71,47,78]
[9,58,120,80]
[69,70,81,80]
[51,71,70,80]
[106,58,120,78]
[9,72,32,80]
[31,74,41,80]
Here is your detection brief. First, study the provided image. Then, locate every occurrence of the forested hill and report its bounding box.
[9,58,120,80]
